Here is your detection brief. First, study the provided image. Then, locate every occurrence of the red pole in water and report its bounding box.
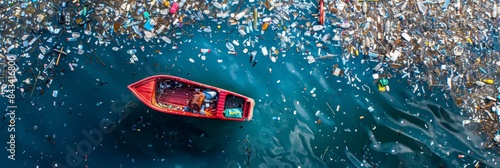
[319,0,325,25]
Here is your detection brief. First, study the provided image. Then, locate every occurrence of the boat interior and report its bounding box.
[154,79,219,117]
[222,94,248,118]
[224,95,245,110]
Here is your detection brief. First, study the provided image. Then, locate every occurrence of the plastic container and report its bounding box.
[68,63,74,71]
[310,88,316,94]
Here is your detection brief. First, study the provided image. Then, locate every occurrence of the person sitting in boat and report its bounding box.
[184,91,205,114]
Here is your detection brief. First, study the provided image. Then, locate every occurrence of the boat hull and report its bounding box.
[128,75,254,121]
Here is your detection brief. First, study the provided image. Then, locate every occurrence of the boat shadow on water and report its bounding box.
[109,103,247,157]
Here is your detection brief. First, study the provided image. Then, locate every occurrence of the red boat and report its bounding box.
[128,75,255,121]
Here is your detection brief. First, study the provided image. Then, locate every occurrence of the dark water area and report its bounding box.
[2,7,500,168]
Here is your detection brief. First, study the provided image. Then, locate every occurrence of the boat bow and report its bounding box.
[128,76,156,104]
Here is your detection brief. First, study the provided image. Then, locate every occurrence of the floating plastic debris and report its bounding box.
[261,47,268,56]
[226,42,235,51]
[2,0,500,164]
[368,106,374,112]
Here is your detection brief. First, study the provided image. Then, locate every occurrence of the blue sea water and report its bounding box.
[2,3,500,168]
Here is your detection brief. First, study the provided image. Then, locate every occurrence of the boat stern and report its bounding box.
[245,98,255,121]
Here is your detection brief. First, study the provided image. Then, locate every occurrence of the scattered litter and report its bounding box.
[367,106,374,112]
[200,49,211,53]
[52,90,58,98]
[226,42,235,51]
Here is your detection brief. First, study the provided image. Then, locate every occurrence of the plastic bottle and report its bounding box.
[310,87,316,94]
[479,67,487,74]
[226,42,235,51]
[483,79,494,84]
[127,49,137,55]
[66,38,77,41]
[96,102,102,106]
[68,63,74,71]
[312,25,323,31]
[272,117,280,120]
[262,22,269,31]
[200,49,211,53]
